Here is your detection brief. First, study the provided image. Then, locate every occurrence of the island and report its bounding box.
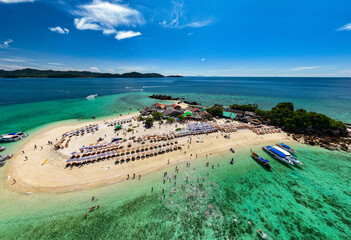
[0,68,183,78]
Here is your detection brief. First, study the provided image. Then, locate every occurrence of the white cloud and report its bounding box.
[49,26,69,34]
[48,62,64,66]
[0,39,13,48]
[290,66,319,71]
[337,23,351,31]
[90,66,100,72]
[73,0,144,40]
[0,0,34,3]
[115,30,141,40]
[201,58,205,62]
[161,1,212,29]
[0,57,29,62]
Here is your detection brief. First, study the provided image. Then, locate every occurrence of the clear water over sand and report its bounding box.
[0,77,350,239]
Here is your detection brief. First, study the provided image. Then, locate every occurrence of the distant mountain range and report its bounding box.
[0,68,183,78]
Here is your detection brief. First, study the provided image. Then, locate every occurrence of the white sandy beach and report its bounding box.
[5,112,292,194]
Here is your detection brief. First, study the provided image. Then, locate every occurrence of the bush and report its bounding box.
[175,128,182,131]
[138,116,144,121]
[230,103,258,112]
[166,117,175,123]
[206,107,223,117]
[177,114,186,121]
[127,128,134,132]
[152,111,163,120]
[145,118,154,127]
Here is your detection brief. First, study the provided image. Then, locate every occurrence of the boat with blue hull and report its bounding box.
[263,146,294,165]
[277,143,297,155]
[274,146,303,165]
[0,132,28,142]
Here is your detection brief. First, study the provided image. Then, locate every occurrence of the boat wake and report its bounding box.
[86,94,98,100]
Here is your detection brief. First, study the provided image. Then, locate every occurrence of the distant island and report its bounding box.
[0,68,183,78]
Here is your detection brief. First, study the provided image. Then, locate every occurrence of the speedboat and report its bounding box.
[0,147,6,152]
[263,146,294,165]
[274,146,303,165]
[277,143,297,154]
[0,154,13,162]
[0,132,28,142]
[251,149,271,169]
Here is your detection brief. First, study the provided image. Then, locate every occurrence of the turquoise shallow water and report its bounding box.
[0,77,350,239]
[0,144,350,239]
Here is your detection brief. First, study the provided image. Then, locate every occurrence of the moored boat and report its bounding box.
[0,132,28,142]
[230,148,235,153]
[230,158,234,164]
[0,146,6,152]
[274,146,303,165]
[250,149,271,169]
[263,146,294,165]
[0,154,13,162]
[277,143,297,154]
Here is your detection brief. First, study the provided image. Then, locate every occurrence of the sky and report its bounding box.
[1,0,351,76]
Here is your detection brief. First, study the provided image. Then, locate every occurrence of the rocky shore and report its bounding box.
[289,133,351,152]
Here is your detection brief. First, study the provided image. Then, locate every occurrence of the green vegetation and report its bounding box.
[175,128,182,131]
[254,102,346,133]
[152,111,163,120]
[177,114,186,121]
[0,68,165,78]
[229,103,258,112]
[166,117,175,123]
[206,107,223,117]
[127,128,134,132]
[145,118,154,127]
[137,116,144,121]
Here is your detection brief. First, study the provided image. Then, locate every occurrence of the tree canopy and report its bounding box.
[206,107,223,117]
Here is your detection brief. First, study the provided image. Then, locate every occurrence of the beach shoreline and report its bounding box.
[4,110,293,194]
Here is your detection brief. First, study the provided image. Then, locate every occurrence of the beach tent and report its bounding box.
[115,125,122,130]
[183,111,194,118]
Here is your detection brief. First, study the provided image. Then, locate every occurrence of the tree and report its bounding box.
[145,118,154,127]
[206,107,223,117]
[230,103,258,112]
[166,117,175,123]
[152,111,163,120]
[177,114,186,121]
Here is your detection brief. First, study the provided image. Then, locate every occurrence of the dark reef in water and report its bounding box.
[149,94,200,105]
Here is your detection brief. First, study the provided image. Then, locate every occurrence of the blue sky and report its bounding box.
[1,0,351,76]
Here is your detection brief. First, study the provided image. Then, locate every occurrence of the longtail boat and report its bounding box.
[251,149,271,169]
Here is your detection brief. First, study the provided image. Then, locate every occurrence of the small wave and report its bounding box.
[130,89,144,91]
[142,85,167,88]
[25,192,33,195]
[125,87,132,89]
[86,94,98,100]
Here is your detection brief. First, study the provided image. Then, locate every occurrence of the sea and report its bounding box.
[0,77,350,239]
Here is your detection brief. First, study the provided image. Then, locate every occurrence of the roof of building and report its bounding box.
[223,111,236,119]
[184,111,194,117]
[155,103,167,108]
